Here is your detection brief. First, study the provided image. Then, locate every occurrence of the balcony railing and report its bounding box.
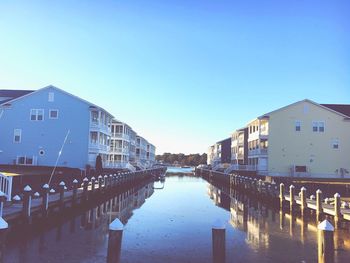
[90,121,111,134]
[111,133,130,140]
[109,147,129,154]
[248,148,268,156]
[225,164,267,173]
[88,143,110,152]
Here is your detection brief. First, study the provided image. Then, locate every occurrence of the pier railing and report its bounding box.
[196,168,350,227]
[0,173,13,201]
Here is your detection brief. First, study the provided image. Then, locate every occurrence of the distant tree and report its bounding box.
[156,152,207,166]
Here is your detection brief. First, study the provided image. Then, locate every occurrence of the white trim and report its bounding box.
[295,120,301,132]
[48,92,54,102]
[49,109,59,119]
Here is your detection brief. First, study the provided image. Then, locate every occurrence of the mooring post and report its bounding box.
[0,217,8,262]
[289,185,295,213]
[316,189,323,222]
[42,184,50,214]
[91,177,96,195]
[98,175,103,192]
[83,177,89,202]
[279,183,285,209]
[72,179,79,206]
[334,193,341,228]
[104,175,108,189]
[318,220,334,263]
[59,181,65,210]
[0,193,6,218]
[107,218,124,263]
[300,187,307,217]
[23,185,32,219]
[212,219,225,263]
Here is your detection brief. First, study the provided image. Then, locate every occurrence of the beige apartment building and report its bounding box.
[250,99,350,178]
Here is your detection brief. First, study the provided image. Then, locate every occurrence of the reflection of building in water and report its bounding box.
[207,184,230,209]
[114,182,154,223]
[229,197,269,250]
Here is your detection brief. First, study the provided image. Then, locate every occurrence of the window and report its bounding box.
[30,109,44,121]
[16,156,35,165]
[332,139,339,149]
[48,92,54,102]
[295,121,301,132]
[319,122,325,132]
[13,129,21,143]
[91,111,99,123]
[90,131,98,144]
[312,121,325,133]
[49,109,58,119]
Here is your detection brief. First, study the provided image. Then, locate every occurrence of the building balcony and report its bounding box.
[248,148,268,156]
[88,143,110,153]
[90,121,111,135]
[110,147,129,154]
[111,132,130,141]
[232,153,244,160]
[228,164,267,172]
[248,131,268,142]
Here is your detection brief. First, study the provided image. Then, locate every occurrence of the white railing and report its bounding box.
[88,143,109,152]
[0,173,13,201]
[224,164,268,174]
[248,148,268,156]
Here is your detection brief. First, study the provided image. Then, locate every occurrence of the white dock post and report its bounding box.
[334,193,341,228]
[83,177,89,202]
[0,217,8,262]
[23,185,32,218]
[212,219,225,263]
[72,179,79,206]
[0,193,6,218]
[316,189,323,222]
[300,187,307,217]
[42,184,50,215]
[318,220,334,263]
[59,181,65,210]
[107,218,124,263]
[289,185,295,213]
[279,183,285,209]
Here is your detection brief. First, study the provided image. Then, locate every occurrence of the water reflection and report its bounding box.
[209,184,350,263]
[5,176,350,263]
[5,181,154,263]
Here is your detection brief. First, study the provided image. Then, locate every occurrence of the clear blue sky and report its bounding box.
[0,0,349,154]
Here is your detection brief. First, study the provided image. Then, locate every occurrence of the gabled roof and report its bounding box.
[0,85,114,118]
[259,99,350,120]
[0,89,34,104]
[321,104,350,118]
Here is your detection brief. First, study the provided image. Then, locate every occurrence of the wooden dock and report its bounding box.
[196,168,350,225]
[1,167,166,224]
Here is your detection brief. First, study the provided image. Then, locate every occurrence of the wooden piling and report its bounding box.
[42,184,49,214]
[98,175,103,192]
[59,181,65,210]
[107,218,124,263]
[72,179,79,206]
[0,194,6,218]
[318,220,334,263]
[91,177,96,194]
[22,185,32,219]
[334,193,341,228]
[83,177,89,202]
[0,217,8,262]
[300,187,307,217]
[316,189,323,222]
[289,185,295,213]
[212,219,225,263]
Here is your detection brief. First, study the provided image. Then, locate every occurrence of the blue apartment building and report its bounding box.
[0,85,113,169]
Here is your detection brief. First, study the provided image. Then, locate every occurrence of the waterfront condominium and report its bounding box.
[207,138,232,167]
[0,85,113,169]
[212,99,350,179]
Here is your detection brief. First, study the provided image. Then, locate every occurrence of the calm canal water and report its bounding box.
[4,170,350,262]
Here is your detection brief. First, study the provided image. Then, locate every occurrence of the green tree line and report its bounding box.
[156,153,207,166]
